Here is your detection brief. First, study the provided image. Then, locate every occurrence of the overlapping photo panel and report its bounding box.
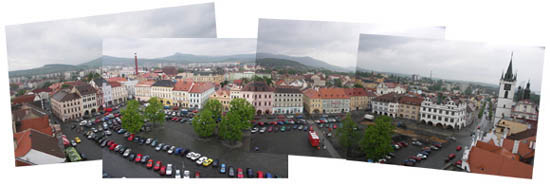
[101,38,288,178]
[352,34,543,179]
[251,18,445,159]
[7,3,217,167]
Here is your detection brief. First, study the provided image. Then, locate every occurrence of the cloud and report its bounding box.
[6,3,216,71]
[256,19,445,68]
[103,38,257,58]
[357,34,545,92]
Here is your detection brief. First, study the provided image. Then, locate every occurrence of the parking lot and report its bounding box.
[102,108,288,178]
[249,114,348,159]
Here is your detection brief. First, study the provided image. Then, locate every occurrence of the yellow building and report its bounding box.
[210,89,231,111]
[303,88,323,114]
[151,80,174,106]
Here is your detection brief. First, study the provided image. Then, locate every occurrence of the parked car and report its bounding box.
[251,127,259,134]
[246,168,254,178]
[228,166,235,177]
[159,165,167,175]
[145,138,153,144]
[146,159,154,169]
[154,160,162,171]
[183,170,190,178]
[203,158,213,167]
[456,145,462,151]
[175,169,182,178]
[134,154,142,162]
[219,163,227,174]
[168,146,176,154]
[123,149,131,157]
[166,164,173,176]
[196,156,208,165]
[237,168,245,178]
[155,143,163,151]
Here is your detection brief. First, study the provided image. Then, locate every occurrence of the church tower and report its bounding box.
[494,53,517,126]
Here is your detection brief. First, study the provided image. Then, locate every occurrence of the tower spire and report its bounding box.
[503,52,515,81]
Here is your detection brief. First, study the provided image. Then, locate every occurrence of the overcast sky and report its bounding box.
[256,18,445,68]
[6,3,216,71]
[103,38,256,58]
[357,34,545,92]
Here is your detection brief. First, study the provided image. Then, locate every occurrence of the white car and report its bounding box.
[251,127,259,134]
[123,149,131,157]
[183,170,190,178]
[168,146,176,154]
[417,153,427,160]
[259,127,267,133]
[166,164,173,176]
[174,169,181,178]
[196,156,208,165]
[187,152,201,160]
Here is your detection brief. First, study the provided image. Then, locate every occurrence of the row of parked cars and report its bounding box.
[118,128,279,178]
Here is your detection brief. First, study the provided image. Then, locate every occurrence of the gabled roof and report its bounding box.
[399,95,424,106]
[173,80,194,91]
[241,81,274,92]
[14,129,65,159]
[374,93,400,103]
[92,77,108,86]
[51,90,80,102]
[152,80,174,87]
[344,88,367,97]
[75,83,97,96]
[136,80,156,87]
[11,94,36,105]
[189,82,215,93]
[108,81,122,88]
[107,77,127,82]
[468,141,533,179]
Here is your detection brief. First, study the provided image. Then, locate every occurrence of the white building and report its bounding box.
[495,55,517,126]
[273,87,303,114]
[420,96,468,129]
[376,82,406,95]
[371,93,400,118]
[188,82,215,109]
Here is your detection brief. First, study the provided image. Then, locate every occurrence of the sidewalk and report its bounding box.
[312,124,341,158]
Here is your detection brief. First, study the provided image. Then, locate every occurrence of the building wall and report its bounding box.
[398,103,420,121]
[273,92,303,114]
[322,98,350,114]
[420,101,467,129]
[372,101,399,117]
[135,85,151,102]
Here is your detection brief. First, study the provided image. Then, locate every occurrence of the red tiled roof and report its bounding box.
[32,88,52,94]
[136,80,156,86]
[233,79,243,85]
[11,94,36,105]
[108,77,127,82]
[344,88,368,97]
[399,95,424,106]
[374,93,400,103]
[14,129,64,159]
[108,81,122,87]
[468,141,533,179]
[173,80,194,91]
[189,82,215,93]
[502,136,536,159]
[303,88,350,99]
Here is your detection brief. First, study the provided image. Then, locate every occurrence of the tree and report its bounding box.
[353,83,364,88]
[228,98,255,130]
[121,100,144,133]
[335,113,360,157]
[333,79,343,87]
[204,99,223,121]
[145,97,165,127]
[16,89,26,96]
[192,109,217,137]
[359,115,395,160]
[61,84,71,89]
[85,72,101,82]
[218,110,243,143]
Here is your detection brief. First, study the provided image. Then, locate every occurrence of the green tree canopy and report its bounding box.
[336,113,360,157]
[228,98,255,130]
[121,100,145,133]
[359,115,395,160]
[145,97,165,126]
[204,99,223,121]
[192,109,217,137]
[218,110,244,143]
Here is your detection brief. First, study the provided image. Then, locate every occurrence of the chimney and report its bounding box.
[512,140,520,154]
[134,53,139,75]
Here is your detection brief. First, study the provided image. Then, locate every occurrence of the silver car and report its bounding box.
[166,164,173,176]
[174,169,181,178]
[123,148,131,157]
[183,170,190,178]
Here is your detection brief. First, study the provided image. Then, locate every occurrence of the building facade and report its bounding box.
[240,81,274,115]
[273,87,303,114]
[398,94,424,121]
[495,55,517,126]
[135,80,155,102]
[420,96,468,129]
[188,82,215,109]
[151,80,175,106]
[371,93,400,118]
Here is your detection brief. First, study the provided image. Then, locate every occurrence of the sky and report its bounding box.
[103,38,256,58]
[256,18,446,68]
[357,34,545,92]
[6,3,216,71]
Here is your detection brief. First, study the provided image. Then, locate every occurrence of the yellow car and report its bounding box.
[75,137,81,143]
[202,158,213,167]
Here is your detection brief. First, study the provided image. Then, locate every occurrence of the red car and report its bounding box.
[127,134,135,141]
[448,153,456,160]
[257,171,264,178]
[270,121,277,125]
[109,143,117,151]
[114,113,120,117]
[409,156,421,161]
[309,126,314,131]
[135,154,143,163]
[153,160,162,171]
[95,118,101,123]
[107,140,114,146]
[146,159,154,169]
[104,112,110,116]
[195,171,200,178]
[159,165,166,175]
[258,122,264,126]
[268,126,273,132]
[333,124,337,129]
[455,160,463,166]
[237,168,244,178]
[456,145,462,151]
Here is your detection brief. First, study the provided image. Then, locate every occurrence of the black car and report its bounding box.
[80,153,88,160]
[181,149,191,156]
[141,155,150,163]
[212,159,219,168]
[246,168,254,178]
[139,138,145,144]
[119,147,127,154]
[128,153,136,161]
[100,140,108,147]
[133,136,140,143]
[162,144,170,151]
[228,166,235,177]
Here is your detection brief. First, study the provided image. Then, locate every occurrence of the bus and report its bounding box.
[65,147,82,162]
[308,131,320,147]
